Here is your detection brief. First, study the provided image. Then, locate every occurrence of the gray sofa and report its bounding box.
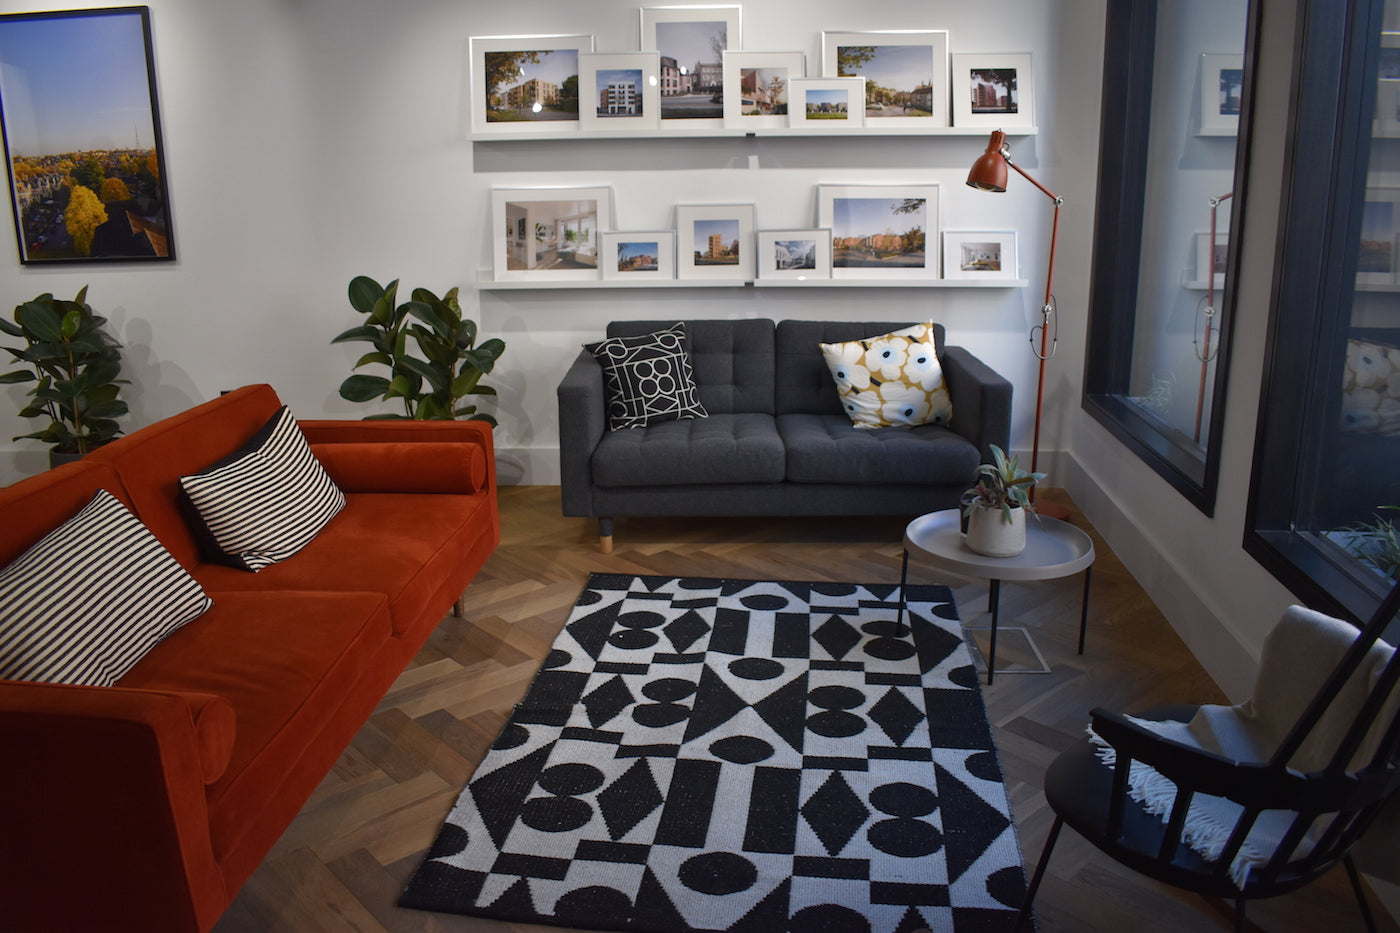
[558,319,1012,551]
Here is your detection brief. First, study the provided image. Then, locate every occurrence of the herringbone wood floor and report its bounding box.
[212,486,1396,932]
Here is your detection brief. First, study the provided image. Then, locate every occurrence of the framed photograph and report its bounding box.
[0,7,175,264]
[1199,52,1243,136]
[469,34,594,135]
[820,30,949,127]
[490,186,613,282]
[600,231,675,281]
[579,52,661,132]
[816,184,939,279]
[641,5,741,128]
[950,53,1034,129]
[1193,232,1228,289]
[675,203,755,280]
[942,231,1017,281]
[788,77,866,130]
[1376,35,1400,138]
[756,229,831,280]
[1358,188,1400,288]
[721,50,805,129]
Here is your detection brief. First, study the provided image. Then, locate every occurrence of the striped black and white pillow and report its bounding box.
[179,406,345,572]
[0,490,213,686]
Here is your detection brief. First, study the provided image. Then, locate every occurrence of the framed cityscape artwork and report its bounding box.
[950,53,1034,129]
[601,231,675,281]
[817,184,939,280]
[470,34,595,135]
[820,30,949,127]
[787,77,866,131]
[1199,52,1243,136]
[579,51,661,133]
[641,5,742,130]
[0,7,175,264]
[756,228,832,280]
[721,50,805,130]
[675,202,755,280]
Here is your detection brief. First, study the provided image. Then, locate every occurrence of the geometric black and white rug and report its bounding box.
[400,575,1028,932]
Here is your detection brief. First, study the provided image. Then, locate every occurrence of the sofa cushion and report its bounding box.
[778,413,981,485]
[587,324,708,430]
[820,321,953,429]
[179,406,346,572]
[775,320,945,416]
[0,490,212,686]
[591,413,786,487]
[608,319,776,414]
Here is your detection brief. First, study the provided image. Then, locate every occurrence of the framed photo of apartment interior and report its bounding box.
[756,229,832,280]
[579,51,661,132]
[721,50,805,129]
[817,184,939,280]
[640,5,741,130]
[942,231,1017,281]
[490,186,613,282]
[675,203,755,280]
[820,29,949,127]
[469,34,595,135]
[600,231,675,281]
[950,53,1034,129]
[787,77,866,130]
[1198,52,1243,136]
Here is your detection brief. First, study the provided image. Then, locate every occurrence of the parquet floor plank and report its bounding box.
[211,485,1396,933]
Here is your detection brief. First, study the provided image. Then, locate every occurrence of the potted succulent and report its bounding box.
[0,286,129,465]
[960,444,1046,557]
[332,276,505,423]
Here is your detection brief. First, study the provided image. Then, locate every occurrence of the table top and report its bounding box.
[903,509,1095,582]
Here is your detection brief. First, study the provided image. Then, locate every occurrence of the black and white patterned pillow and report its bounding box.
[0,490,213,686]
[179,406,345,572]
[586,324,708,431]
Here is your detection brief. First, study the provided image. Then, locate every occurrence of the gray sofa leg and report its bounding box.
[599,517,614,554]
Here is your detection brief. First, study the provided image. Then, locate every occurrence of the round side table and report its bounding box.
[898,509,1095,684]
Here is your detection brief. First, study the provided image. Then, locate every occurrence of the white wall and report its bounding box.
[0,0,1107,488]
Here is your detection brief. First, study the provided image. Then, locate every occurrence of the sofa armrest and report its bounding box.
[941,345,1012,461]
[298,419,495,491]
[310,441,489,494]
[0,680,233,932]
[557,348,607,517]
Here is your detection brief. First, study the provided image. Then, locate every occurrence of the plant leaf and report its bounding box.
[338,373,390,402]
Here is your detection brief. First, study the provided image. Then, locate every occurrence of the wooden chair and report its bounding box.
[1017,581,1400,932]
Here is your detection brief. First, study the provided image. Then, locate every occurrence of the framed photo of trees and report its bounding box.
[817,184,939,280]
[820,30,949,127]
[470,34,595,135]
[0,7,175,264]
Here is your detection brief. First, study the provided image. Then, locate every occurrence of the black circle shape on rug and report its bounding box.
[492,722,530,750]
[537,762,606,796]
[553,885,635,921]
[740,593,791,611]
[809,685,864,710]
[710,734,775,764]
[677,852,758,895]
[543,648,573,670]
[950,664,979,689]
[967,750,1001,782]
[610,611,665,649]
[863,636,917,661]
[807,709,865,737]
[633,702,690,728]
[867,817,943,857]
[643,677,696,702]
[425,822,468,859]
[729,657,784,680]
[787,904,871,932]
[869,782,937,818]
[987,865,1027,907]
[861,619,910,638]
[520,795,593,832]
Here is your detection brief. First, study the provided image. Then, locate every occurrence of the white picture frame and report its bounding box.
[490,186,613,282]
[1377,79,1400,139]
[1358,188,1400,288]
[600,231,675,281]
[469,34,595,136]
[1193,231,1228,290]
[942,231,1018,281]
[820,30,949,127]
[787,77,866,131]
[721,50,805,129]
[816,184,939,280]
[675,203,755,280]
[1199,52,1243,136]
[641,5,742,129]
[579,51,661,132]
[756,229,832,280]
[950,53,1034,129]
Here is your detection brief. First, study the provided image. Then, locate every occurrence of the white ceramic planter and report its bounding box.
[965,505,1027,557]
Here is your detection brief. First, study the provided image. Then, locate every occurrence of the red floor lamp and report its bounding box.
[966,129,1064,514]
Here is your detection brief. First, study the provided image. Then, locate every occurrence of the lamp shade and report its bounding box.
[966,129,1009,192]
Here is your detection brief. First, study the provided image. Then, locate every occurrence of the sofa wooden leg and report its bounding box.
[452,595,466,617]
[600,535,614,554]
[598,517,614,554]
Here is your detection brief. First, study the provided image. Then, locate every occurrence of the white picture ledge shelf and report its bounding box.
[471,125,1036,143]
[477,273,1029,290]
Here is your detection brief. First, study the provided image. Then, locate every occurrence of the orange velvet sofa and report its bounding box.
[0,384,500,932]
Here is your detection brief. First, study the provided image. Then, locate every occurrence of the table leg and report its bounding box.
[987,579,1001,685]
[897,549,909,627]
[1078,566,1092,655]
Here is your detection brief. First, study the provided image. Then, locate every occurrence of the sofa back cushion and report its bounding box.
[0,458,129,567]
[607,319,775,414]
[776,320,945,416]
[90,385,285,569]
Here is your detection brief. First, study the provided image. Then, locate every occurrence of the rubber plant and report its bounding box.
[332,276,505,423]
[0,286,129,457]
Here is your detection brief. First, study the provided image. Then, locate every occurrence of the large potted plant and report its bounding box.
[332,276,505,423]
[960,444,1045,557]
[0,286,129,464]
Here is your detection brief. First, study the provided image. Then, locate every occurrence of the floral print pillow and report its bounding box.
[819,321,953,429]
